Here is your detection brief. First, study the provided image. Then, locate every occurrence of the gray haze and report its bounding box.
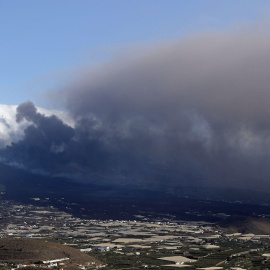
[3,27,270,191]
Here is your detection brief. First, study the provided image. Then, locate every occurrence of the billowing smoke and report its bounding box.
[3,27,270,190]
[0,104,73,148]
[2,101,111,178]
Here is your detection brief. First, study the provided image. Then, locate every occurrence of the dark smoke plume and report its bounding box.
[3,27,270,190]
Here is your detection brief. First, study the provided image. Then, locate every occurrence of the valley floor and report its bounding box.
[0,200,270,269]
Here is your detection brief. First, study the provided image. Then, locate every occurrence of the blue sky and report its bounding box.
[1,0,270,108]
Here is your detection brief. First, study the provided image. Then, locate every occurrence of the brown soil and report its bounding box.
[0,238,101,269]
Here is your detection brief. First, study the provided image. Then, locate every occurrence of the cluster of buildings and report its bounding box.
[1,200,270,269]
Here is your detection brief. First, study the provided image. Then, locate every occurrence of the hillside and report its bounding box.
[0,238,101,269]
[220,216,270,234]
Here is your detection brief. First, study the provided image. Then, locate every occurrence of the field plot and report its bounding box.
[158,255,197,263]
[163,264,193,268]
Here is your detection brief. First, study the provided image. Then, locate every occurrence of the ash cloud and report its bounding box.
[4,27,270,190]
[2,101,113,178]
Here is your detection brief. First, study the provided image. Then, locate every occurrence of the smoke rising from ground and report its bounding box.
[3,27,270,190]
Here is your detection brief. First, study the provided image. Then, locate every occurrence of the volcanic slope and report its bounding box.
[221,216,270,234]
[0,238,100,268]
